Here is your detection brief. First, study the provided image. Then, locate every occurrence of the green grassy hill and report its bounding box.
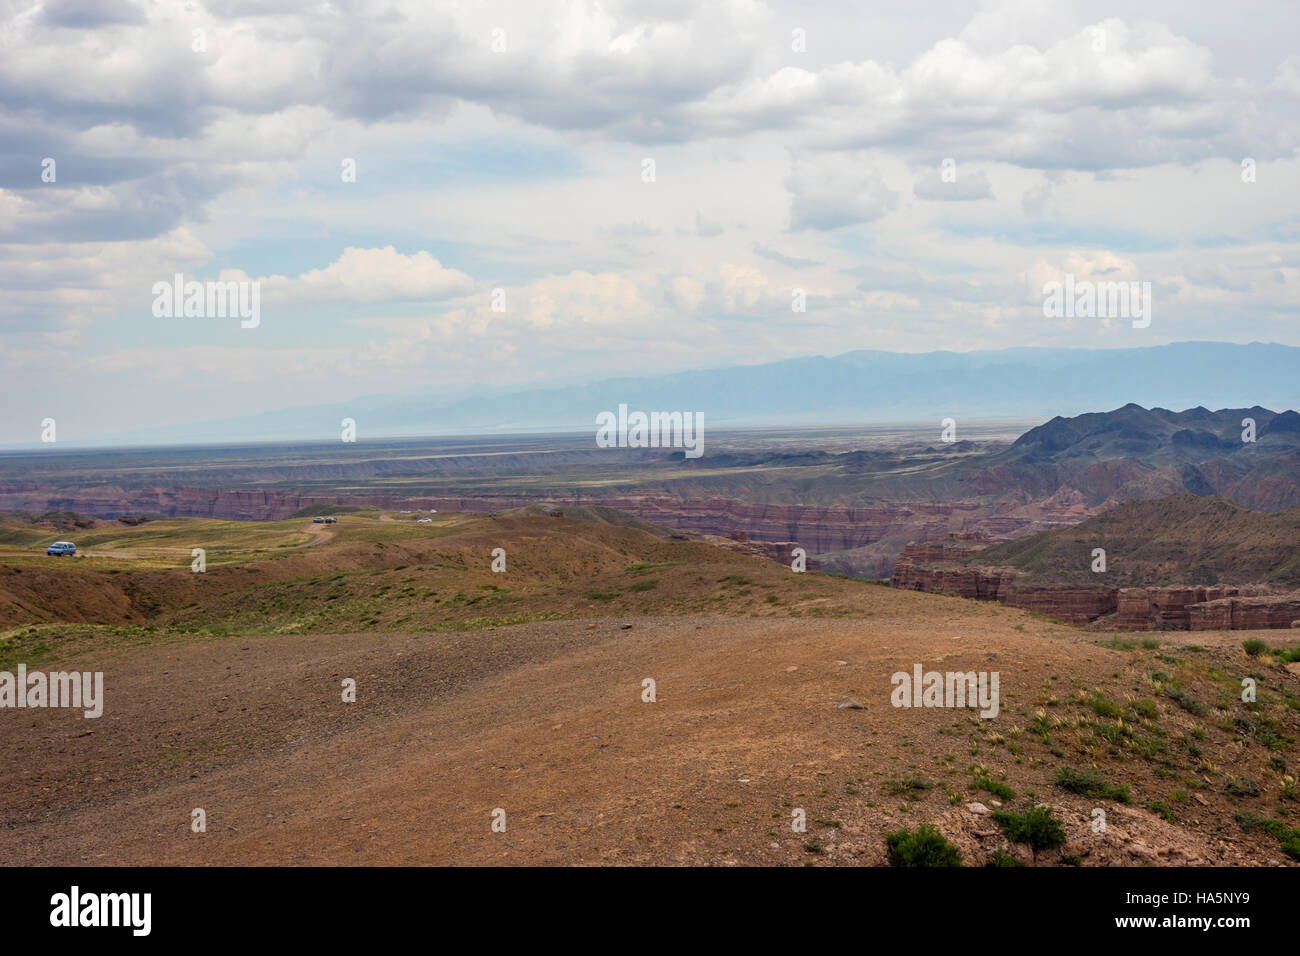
[0,507,890,668]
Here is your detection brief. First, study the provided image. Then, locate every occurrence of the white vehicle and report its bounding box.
[417,517,433,523]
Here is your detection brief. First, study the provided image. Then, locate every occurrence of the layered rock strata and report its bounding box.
[892,540,1298,630]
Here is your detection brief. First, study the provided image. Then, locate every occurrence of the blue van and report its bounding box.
[47,541,77,556]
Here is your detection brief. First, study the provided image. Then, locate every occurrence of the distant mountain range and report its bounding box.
[973,404,1300,512]
[87,340,1299,447]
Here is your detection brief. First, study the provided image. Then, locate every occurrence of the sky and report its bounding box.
[1,0,1298,444]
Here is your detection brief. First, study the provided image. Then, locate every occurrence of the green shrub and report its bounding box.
[885,776,934,797]
[991,806,1068,860]
[1129,698,1159,720]
[885,824,964,867]
[1242,638,1267,658]
[1224,776,1261,798]
[1055,767,1131,804]
[1235,812,1300,861]
[988,849,1025,867]
[1093,722,1129,748]
[972,775,1015,801]
[1087,692,1122,719]
[1164,685,1208,716]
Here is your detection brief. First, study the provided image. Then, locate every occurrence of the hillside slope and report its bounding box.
[2,510,1299,866]
[974,494,1300,588]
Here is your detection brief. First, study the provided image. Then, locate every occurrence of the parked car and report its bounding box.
[313,516,325,523]
[47,541,77,556]
[417,517,433,523]
[324,517,337,524]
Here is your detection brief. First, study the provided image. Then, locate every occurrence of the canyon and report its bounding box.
[891,538,1300,630]
[891,490,1300,630]
[0,482,1083,578]
[2,404,1297,582]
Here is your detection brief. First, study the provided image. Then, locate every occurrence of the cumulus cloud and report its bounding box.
[786,156,898,230]
[1024,250,1145,317]
[2,0,1300,442]
[256,247,475,304]
[1272,55,1300,97]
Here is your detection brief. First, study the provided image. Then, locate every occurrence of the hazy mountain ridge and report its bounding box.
[63,341,1300,447]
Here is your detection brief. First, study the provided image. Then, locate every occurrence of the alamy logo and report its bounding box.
[1042,275,1151,328]
[0,665,103,718]
[152,274,260,328]
[50,886,150,936]
[891,663,999,718]
[596,404,704,459]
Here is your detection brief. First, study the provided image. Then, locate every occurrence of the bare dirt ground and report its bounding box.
[298,520,338,546]
[2,613,1295,866]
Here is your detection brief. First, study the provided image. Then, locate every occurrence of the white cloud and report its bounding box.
[255,247,475,305]
[3,0,1300,442]
[786,156,898,230]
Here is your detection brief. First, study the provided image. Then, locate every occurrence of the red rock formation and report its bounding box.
[894,541,1293,630]
[1117,585,1275,629]
[1189,593,1300,630]
[1002,584,1117,624]
[893,546,1114,623]
[1116,588,1152,629]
